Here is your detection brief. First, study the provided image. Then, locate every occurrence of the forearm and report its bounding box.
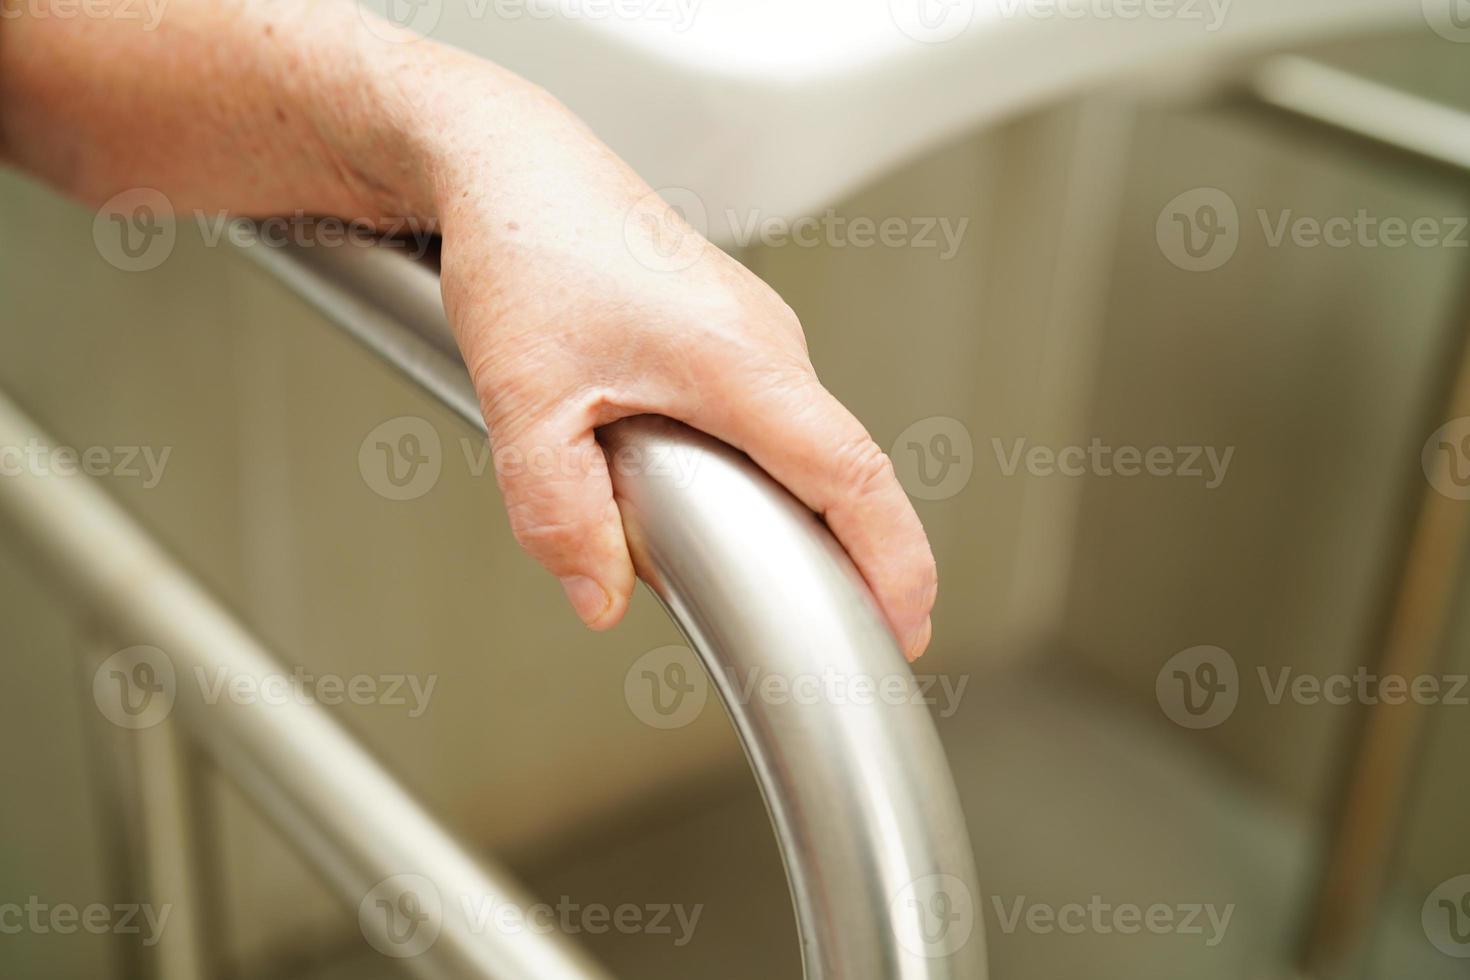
[0,0,940,654]
[0,0,553,225]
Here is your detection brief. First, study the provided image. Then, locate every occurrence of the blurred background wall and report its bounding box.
[1,23,1468,980]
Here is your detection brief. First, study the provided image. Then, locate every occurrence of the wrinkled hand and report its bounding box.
[0,0,937,659]
[424,76,937,658]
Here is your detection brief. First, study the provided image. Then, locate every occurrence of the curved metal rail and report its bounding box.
[0,389,611,980]
[242,236,987,979]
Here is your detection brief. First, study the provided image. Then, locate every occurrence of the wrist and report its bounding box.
[366,38,632,246]
[343,28,559,227]
[269,5,481,225]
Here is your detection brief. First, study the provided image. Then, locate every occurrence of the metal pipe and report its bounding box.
[0,392,613,980]
[239,236,988,978]
[1238,57,1470,975]
[1248,56,1470,176]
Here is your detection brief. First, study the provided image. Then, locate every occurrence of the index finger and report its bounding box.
[684,370,937,661]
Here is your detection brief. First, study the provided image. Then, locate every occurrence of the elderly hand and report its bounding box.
[0,0,937,658]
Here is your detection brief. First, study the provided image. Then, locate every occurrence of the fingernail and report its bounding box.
[902,617,933,662]
[560,575,612,627]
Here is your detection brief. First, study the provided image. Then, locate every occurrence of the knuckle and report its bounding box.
[755,293,801,334]
[831,435,897,501]
[757,301,810,358]
[775,304,807,346]
[467,335,572,432]
[696,282,808,357]
[504,499,597,561]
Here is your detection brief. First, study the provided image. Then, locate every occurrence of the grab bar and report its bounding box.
[0,391,611,979]
[241,234,986,979]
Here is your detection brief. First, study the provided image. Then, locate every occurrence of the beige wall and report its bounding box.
[0,108,1104,973]
[1057,98,1467,818]
[0,168,745,974]
[2,30,1469,977]
[0,538,115,978]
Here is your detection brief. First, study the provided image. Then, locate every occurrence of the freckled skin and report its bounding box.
[0,0,937,658]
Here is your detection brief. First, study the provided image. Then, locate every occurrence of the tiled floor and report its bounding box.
[310,661,1342,979]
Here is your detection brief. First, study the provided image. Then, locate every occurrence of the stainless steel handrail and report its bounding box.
[0,391,612,980]
[1248,56,1470,175]
[242,236,987,979]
